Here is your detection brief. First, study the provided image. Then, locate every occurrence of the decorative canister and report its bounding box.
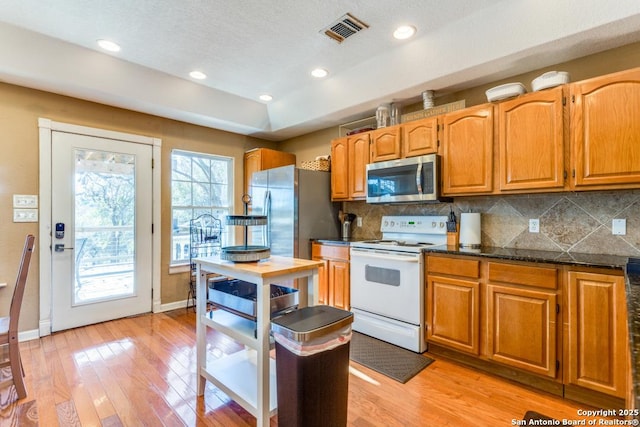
[376,104,390,128]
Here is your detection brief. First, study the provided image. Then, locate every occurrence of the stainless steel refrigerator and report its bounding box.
[249,165,340,259]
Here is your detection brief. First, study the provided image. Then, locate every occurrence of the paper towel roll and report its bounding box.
[459,213,481,248]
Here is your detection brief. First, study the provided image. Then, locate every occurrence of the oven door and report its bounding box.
[350,247,423,325]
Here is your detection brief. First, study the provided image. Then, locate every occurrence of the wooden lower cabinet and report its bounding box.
[426,256,480,355]
[566,271,627,398]
[427,275,480,355]
[486,261,559,378]
[486,284,557,378]
[311,242,350,310]
[425,254,629,406]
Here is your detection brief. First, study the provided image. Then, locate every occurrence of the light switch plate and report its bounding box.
[529,219,540,233]
[13,194,38,208]
[612,218,626,235]
[356,217,362,227]
[13,208,38,222]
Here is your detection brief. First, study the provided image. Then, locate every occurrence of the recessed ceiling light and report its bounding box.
[259,94,273,102]
[189,71,207,80]
[311,68,329,78]
[393,25,416,40]
[97,39,121,52]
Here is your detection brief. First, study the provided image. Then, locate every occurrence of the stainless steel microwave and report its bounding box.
[366,154,449,203]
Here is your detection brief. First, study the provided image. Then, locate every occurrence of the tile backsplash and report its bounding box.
[345,189,640,257]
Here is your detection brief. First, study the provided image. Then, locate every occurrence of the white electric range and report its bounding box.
[350,215,448,353]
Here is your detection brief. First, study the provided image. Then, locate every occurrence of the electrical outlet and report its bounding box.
[356,217,362,227]
[612,218,626,235]
[529,219,540,233]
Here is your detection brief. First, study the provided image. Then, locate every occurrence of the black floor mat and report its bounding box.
[349,332,434,383]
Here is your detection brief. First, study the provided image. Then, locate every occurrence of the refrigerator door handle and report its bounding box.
[263,190,271,247]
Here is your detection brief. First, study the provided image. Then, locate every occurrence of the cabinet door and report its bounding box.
[441,104,494,195]
[329,260,350,310]
[370,126,401,162]
[313,257,330,306]
[498,87,565,191]
[244,148,295,196]
[486,284,557,378]
[244,150,262,197]
[570,67,640,188]
[567,271,627,398]
[330,138,349,200]
[348,133,370,199]
[402,117,439,157]
[426,275,480,355]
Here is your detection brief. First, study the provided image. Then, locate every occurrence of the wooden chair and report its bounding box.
[0,234,35,400]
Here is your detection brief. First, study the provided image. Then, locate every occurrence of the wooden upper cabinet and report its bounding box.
[330,133,370,201]
[348,133,370,199]
[570,67,640,189]
[498,87,565,192]
[402,116,439,157]
[370,126,401,162]
[441,104,494,195]
[330,137,349,200]
[566,271,627,398]
[244,148,295,196]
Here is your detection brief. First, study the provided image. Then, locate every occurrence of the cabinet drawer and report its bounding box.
[312,243,349,261]
[427,256,479,278]
[488,262,557,289]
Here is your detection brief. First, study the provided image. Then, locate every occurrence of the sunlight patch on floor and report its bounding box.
[348,365,380,386]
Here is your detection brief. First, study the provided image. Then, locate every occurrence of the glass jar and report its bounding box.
[376,105,390,128]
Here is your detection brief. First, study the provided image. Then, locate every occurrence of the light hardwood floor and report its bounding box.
[0,309,604,426]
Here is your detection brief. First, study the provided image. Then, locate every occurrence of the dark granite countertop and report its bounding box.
[423,245,629,270]
[310,238,352,245]
[311,237,376,245]
[626,259,640,413]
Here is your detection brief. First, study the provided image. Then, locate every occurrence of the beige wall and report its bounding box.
[278,127,337,166]
[0,83,277,331]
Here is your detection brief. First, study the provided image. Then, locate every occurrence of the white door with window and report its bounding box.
[50,131,153,331]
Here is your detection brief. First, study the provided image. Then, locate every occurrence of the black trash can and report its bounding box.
[271,305,353,427]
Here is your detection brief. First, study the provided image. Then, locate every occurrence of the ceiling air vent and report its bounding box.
[321,13,369,43]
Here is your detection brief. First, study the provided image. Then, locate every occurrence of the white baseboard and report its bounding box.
[27,301,191,343]
[19,329,41,342]
[39,319,51,337]
[156,299,192,312]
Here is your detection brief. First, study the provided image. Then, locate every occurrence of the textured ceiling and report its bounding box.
[1,0,640,141]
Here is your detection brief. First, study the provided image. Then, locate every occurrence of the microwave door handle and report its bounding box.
[416,162,423,194]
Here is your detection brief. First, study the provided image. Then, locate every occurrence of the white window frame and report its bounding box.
[170,149,234,266]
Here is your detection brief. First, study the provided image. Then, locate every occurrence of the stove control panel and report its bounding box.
[380,215,448,234]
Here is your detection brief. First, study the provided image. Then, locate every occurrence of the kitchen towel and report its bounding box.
[459,212,481,247]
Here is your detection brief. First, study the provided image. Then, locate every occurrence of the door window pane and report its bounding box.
[74,149,136,304]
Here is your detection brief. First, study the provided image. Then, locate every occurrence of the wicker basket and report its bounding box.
[300,158,330,171]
